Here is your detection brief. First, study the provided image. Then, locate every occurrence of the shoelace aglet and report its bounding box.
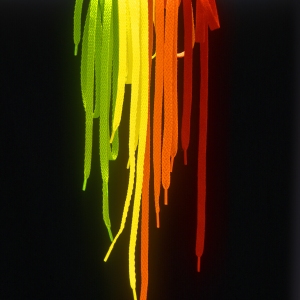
[74,45,78,56]
[156,211,160,228]
[110,130,116,144]
[107,227,113,242]
[133,289,137,300]
[164,188,168,205]
[184,149,188,165]
[197,256,201,272]
[104,235,117,262]
[82,178,87,191]
[75,44,79,56]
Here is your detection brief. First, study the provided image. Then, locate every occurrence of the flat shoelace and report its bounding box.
[110,0,127,144]
[77,0,97,192]
[73,0,84,56]
[153,0,164,228]
[140,1,153,299]
[181,0,194,165]
[129,0,149,297]
[110,0,120,162]
[98,0,114,241]
[195,0,219,272]
[170,0,180,173]
[162,0,175,206]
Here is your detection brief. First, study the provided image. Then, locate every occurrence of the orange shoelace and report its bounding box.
[153,0,164,228]
[162,0,175,206]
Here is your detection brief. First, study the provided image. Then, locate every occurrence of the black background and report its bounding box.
[0,1,296,299]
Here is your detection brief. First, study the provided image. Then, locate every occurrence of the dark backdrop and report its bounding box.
[0,1,295,299]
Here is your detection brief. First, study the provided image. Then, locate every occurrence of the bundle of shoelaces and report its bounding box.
[73,0,219,299]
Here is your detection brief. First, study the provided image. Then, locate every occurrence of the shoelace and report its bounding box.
[170,0,180,173]
[110,0,127,144]
[110,0,120,162]
[140,2,153,299]
[153,0,164,228]
[76,0,97,192]
[181,0,195,165]
[98,0,114,242]
[162,0,175,206]
[129,0,149,297]
[195,0,219,272]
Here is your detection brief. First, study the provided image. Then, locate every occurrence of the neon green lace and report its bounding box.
[74,0,117,241]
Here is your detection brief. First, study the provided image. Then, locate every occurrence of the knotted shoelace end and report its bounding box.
[197,256,201,272]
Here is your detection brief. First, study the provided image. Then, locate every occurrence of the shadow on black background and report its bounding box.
[0,1,296,299]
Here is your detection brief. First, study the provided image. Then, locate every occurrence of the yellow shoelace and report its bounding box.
[140,2,153,299]
[103,1,149,299]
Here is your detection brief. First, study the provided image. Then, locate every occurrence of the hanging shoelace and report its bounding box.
[162,0,175,206]
[153,0,164,228]
[74,0,119,241]
[73,0,220,298]
[181,0,195,165]
[195,0,220,272]
[140,1,153,299]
